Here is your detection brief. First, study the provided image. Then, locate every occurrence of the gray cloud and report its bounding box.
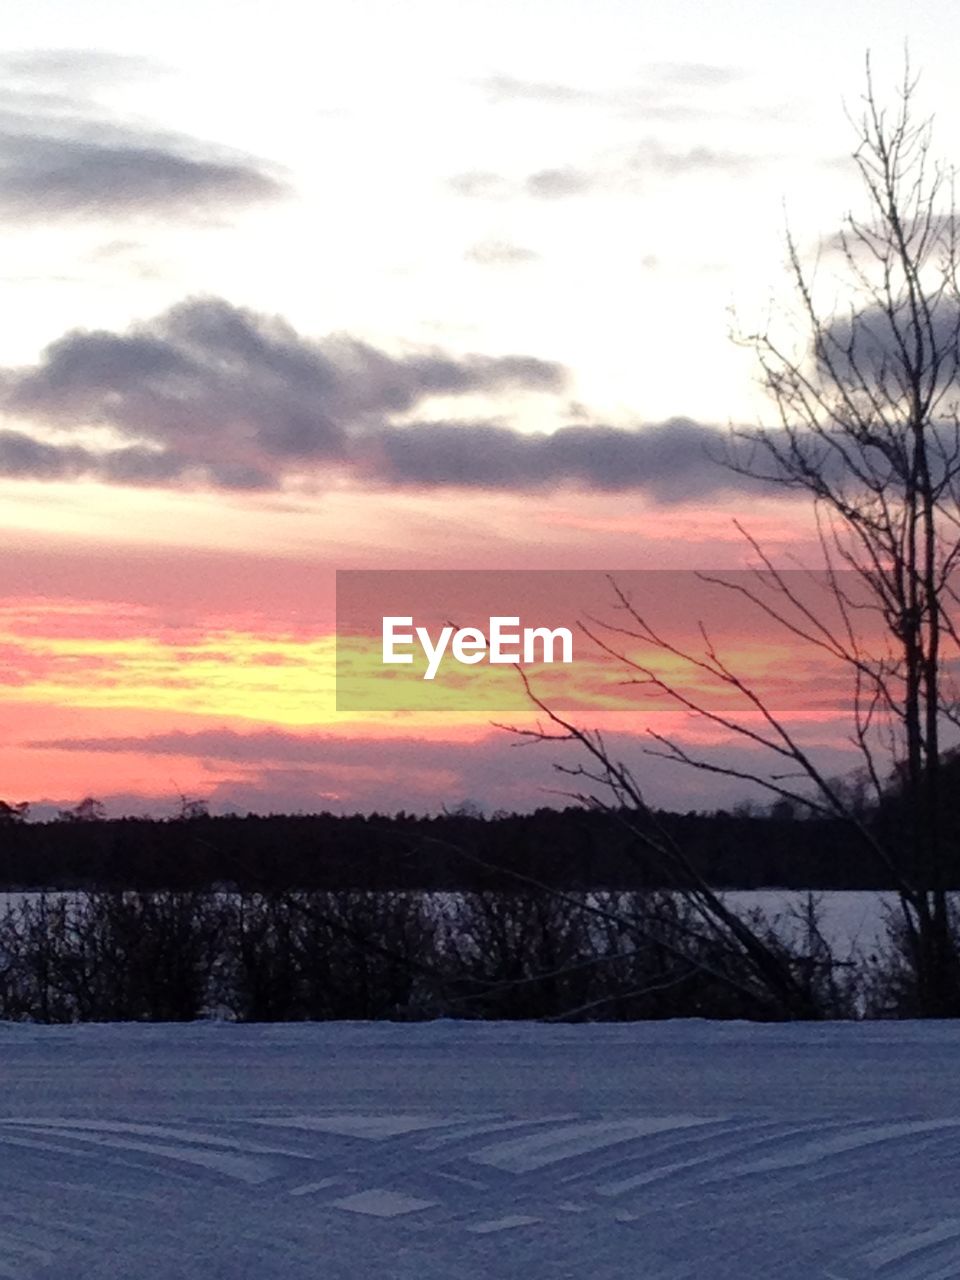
[449,166,598,201]
[0,49,286,221]
[0,429,91,479]
[630,139,754,178]
[0,296,789,500]
[28,727,420,764]
[3,48,163,87]
[465,239,540,266]
[25,725,855,817]
[0,132,285,219]
[23,728,561,815]
[0,427,270,490]
[476,64,743,115]
[525,167,594,198]
[0,297,567,489]
[820,300,960,395]
[644,62,743,87]
[18,729,516,817]
[0,299,784,502]
[455,64,753,205]
[479,74,598,105]
[452,141,754,204]
[449,170,511,198]
[367,417,756,501]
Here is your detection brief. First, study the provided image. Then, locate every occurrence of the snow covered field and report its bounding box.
[4,1019,960,1279]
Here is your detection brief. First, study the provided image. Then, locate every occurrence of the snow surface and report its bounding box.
[3,1019,960,1278]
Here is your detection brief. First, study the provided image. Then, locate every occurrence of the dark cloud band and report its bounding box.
[367,418,752,499]
[0,297,778,500]
[0,132,285,219]
[0,50,286,221]
[0,298,591,492]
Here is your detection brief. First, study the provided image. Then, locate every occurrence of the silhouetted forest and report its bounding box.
[0,801,953,891]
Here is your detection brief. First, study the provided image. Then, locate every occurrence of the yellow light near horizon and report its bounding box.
[0,611,541,735]
[0,625,339,726]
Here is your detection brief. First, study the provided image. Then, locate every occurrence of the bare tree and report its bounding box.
[733,58,960,1014]
[510,60,960,1017]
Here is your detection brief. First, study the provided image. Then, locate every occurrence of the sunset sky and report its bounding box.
[1,0,956,817]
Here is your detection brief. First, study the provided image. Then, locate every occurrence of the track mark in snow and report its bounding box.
[330,1189,438,1218]
[597,1155,714,1196]
[289,1178,342,1197]
[1,1118,307,1159]
[250,1113,451,1139]
[592,1121,797,1196]
[467,1215,542,1234]
[860,1217,960,1271]
[708,1118,960,1180]
[0,1131,100,1159]
[415,1117,573,1150]
[902,1261,960,1280]
[434,1172,489,1190]
[0,1124,276,1184]
[471,1116,715,1173]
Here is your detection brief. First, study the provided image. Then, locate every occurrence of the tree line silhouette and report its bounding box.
[0,795,956,892]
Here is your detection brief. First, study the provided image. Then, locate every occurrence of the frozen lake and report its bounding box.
[0,888,902,956]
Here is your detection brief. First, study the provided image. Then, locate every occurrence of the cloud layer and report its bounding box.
[450,140,755,203]
[0,132,284,220]
[24,724,859,817]
[476,63,745,119]
[0,50,286,221]
[368,418,746,498]
[0,298,573,491]
[0,297,774,500]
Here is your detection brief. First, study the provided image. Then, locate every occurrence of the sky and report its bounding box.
[1,0,957,817]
